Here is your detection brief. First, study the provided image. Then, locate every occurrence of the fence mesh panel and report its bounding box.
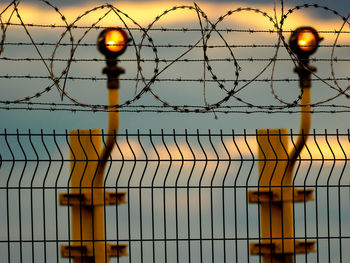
[0,130,349,262]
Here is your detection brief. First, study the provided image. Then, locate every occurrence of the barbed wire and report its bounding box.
[2,105,350,114]
[3,42,350,48]
[1,75,350,82]
[2,22,350,34]
[2,57,350,63]
[0,0,350,114]
[1,56,350,62]
[3,100,350,115]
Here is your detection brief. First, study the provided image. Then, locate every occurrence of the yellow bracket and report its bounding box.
[59,191,127,206]
[250,240,315,255]
[248,188,314,203]
[61,243,128,259]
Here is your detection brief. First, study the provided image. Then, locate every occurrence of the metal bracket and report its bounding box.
[250,239,315,255]
[59,191,127,206]
[103,66,125,89]
[61,243,128,258]
[248,188,314,203]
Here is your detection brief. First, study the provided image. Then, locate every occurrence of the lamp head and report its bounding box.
[289,26,323,59]
[97,28,129,59]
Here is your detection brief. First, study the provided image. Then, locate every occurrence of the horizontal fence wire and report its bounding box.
[0,1,350,113]
[0,129,349,262]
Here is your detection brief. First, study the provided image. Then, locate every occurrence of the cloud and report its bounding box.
[110,133,350,165]
[2,1,349,31]
[8,0,350,12]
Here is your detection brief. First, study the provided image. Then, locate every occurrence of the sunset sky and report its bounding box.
[1,2,350,262]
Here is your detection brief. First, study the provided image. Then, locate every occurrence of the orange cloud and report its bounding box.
[1,0,348,44]
[223,134,350,164]
[110,133,349,165]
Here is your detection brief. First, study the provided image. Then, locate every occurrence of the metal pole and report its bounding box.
[250,129,295,263]
[249,60,316,262]
[59,49,127,263]
[65,129,101,263]
[289,59,314,166]
[98,63,125,172]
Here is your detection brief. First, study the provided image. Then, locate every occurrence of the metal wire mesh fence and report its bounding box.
[0,129,349,263]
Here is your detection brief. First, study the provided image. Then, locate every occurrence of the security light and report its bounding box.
[289,26,323,59]
[97,28,129,58]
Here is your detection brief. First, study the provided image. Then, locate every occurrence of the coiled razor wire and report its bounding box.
[0,0,350,113]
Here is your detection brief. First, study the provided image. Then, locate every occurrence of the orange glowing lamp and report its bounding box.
[105,30,126,53]
[97,28,129,58]
[297,31,317,52]
[289,26,323,59]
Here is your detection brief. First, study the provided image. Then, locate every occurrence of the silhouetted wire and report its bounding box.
[3,22,350,34]
[1,75,349,82]
[2,57,350,62]
[0,1,350,113]
[3,42,350,48]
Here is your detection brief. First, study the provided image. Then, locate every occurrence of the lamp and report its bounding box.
[289,26,323,60]
[97,28,129,65]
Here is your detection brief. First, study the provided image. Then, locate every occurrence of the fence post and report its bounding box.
[249,129,315,262]
[58,28,129,263]
[59,129,127,263]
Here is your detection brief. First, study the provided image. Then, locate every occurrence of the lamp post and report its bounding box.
[288,26,323,165]
[248,27,322,263]
[97,28,128,170]
[59,28,129,263]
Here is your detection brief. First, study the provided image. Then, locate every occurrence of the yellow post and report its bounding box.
[248,26,321,262]
[60,28,129,263]
[249,129,315,262]
[289,69,311,166]
[71,129,103,262]
[60,129,127,262]
[255,129,292,263]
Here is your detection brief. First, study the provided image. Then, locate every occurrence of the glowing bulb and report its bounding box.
[104,30,126,53]
[297,31,317,52]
